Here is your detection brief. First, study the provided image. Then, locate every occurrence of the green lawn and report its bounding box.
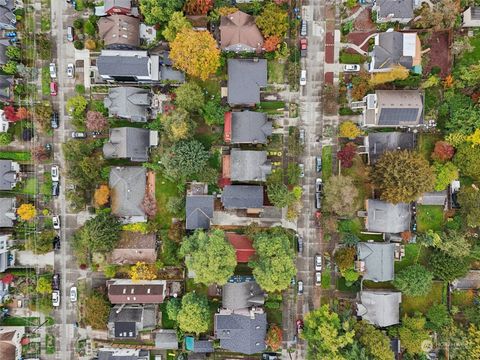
[1,316,40,326]
[46,334,55,354]
[401,281,445,315]
[41,66,50,96]
[158,302,176,329]
[322,146,333,180]
[321,269,331,289]
[267,60,285,84]
[452,289,475,310]
[363,280,395,290]
[18,178,37,195]
[336,277,360,292]
[185,278,209,297]
[154,174,180,229]
[395,244,422,273]
[256,101,286,115]
[265,303,283,326]
[416,205,445,232]
[0,151,31,161]
[417,133,442,162]
[454,31,480,71]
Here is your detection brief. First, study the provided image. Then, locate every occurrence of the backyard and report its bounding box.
[417,133,442,162]
[401,282,445,315]
[416,205,445,232]
[154,174,180,229]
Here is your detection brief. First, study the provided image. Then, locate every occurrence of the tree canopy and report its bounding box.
[393,264,433,297]
[371,150,435,203]
[338,121,362,139]
[180,229,237,286]
[162,11,192,42]
[161,140,210,181]
[160,108,196,142]
[354,321,394,360]
[256,3,289,38]
[174,82,205,113]
[397,314,430,355]
[324,175,360,216]
[25,229,55,254]
[458,186,480,228]
[454,143,480,180]
[177,292,210,335]
[201,97,227,126]
[434,161,459,191]
[430,250,470,282]
[139,0,184,26]
[83,292,110,330]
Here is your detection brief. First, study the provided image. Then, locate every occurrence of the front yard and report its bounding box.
[267,60,285,84]
[321,145,333,180]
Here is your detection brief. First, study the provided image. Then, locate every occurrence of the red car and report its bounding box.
[300,38,307,57]
[296,319,304,334]
[50,81,58,96]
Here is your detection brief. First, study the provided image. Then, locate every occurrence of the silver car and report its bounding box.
[67,63,75,78]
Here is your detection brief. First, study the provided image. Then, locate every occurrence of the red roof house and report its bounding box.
[107,279,166,304]
[226,233,256,263]
[224,112,232,143]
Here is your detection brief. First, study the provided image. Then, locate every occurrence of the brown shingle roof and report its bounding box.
[98,14,140,48]
[220,11,263,52]
[107,279,166,304]
[109,231,157,265]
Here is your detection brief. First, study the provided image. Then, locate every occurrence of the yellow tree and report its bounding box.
[339,121,362,139]
[369,65,409,86]
[129,261,158,281]
[94,185,110,207]
[170,28,220,80]
[17,203,36,221]
[466,129,480,146]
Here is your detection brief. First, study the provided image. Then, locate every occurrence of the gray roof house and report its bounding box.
[0,2,15,30]
[230,149,271,182]
[362,90,424,128]
[369,32,421,72]
[104,87,151,122]
[185,336,214,353]
[357,242,396,282]
[109,167,147,222]
[97,50,159,82]
[215,310,267,355]
[357,291,402,327]
[185,195,214,230]
[98,349,150,360]
[0,39,9,65]
[0,234,12,273]
[417,190,448,206]
[463,6,480,27]
[103,127,158,162]
[367,132,415,164]
[224,111,272,144]
[155,329,179,350]
[221,185,264,210]
[0,75,13,102]
[366,199,411,233]
[107,304,156,339]
[222,280,265,310]
[373,0,415,24]
[0,160,19,191]
[227,59,267,106]
[0,197,15,227]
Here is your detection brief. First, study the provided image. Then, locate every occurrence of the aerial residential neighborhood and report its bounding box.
[0,0,480,359]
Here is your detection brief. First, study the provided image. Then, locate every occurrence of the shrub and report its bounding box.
[73,40,84,50]
[0,132,13,145]
[73,18,84,29]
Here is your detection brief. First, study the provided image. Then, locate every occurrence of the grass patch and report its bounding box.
[267,60,285,84]
[416,205,445,232]
[338,218,362,233]
[321,146,333,180]
[18,178,37,195]
[402,281,445,315]
[321,269,331,289]
[46,334,55,354]
[395,244,422,273]
[41,14,51,31]
[452,290,475,310]
[454,32,480,71]
[417,133,442,162]
[41,66,50,96]
[339,51,367,64]
[109,119,146,128]
[265,304,282,325]
[336,277,360,292]
[158,302,176,329]
[185,278,209,297]
[1,316,40,326]
[194,132,222,149]
[0,151,31,161]
[154,174,179,229]
[256,101,286,115]
[41,173,53,198]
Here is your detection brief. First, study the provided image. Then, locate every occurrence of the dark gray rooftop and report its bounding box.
[185,195,214,230]
[417,191,448,206]
[104,87,151,122]
[378,108,420,125]
[104,0,132,11]
[366,199,411,233]
[367,132,415,163]
[222,280,265,310]
[103,127,153,162]
[376,0,414,20]
[230,149,271,182]
[372,32,413,70]
[0,197,15,227]
[357,290,401,327]
[155,329,179,350]
[227,59,267,105]
[357,242,395,282]
[109,166,146,219]
[160,65,185,82]
[215,312,267,355]
[0,6,15,28]
[0,160,17,190]
[0,75,12,100]
[471,6,480,20]
[231,111,272,144]
[98,52,150,77]
[221,185,263,209]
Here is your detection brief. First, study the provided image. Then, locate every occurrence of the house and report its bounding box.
[417,190,448,207]
[463,6,480,27]
[98,15,140,50]
[0,326,24,360]
[103,127,158,162]
[104,87,151,122]
[104,0,133,16]
[186,194,214,230]
[224,149,271,182]
[109,166,147,222]
[222,279,265,311]
[357,290,402,327]
[226,233,255,263]
[357,242,395,282]
[185,336,214,353]
[215,309,267,355]
[221,185,264,210]
[0,235,12,273]
[227,58,267,106]
[0,39,9,66]
[373,0,415,24]
[0,161,19,191]
[97,50,159,82]
[155,329,179,350]
[366,132,415,164]
[362,90,424,128]
[108,304,156,339]
[0,4,15,30]
[366,199,411,233]
[107,279,167,304]
[219,11,264,52]
[98,348,150,360]
[370,31,421,73]
[0,198,15,228]
[224,111,272,144]
[0,109,8,133]
[0,76,13,102]
[109,231,157,265]
[452,270,480,290]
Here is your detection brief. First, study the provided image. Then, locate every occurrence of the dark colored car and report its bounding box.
[316,156,322,172]
[52,236,60,250]
[51,112,59,129]
[315,192,321,209]
[52,273,60,290]
[296,234,303,254]
[52,181,60,196]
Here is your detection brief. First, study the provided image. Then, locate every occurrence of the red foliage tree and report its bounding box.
[86,111,108,131]
[184,0,213,15]
[142,193,158,218]
[1,273,14,284]
[337,142,357,168]
[4,105,18,122]
[264,36,280,52]
[431,141,455,162]
[15,107,29,120]
[265,324,282,351]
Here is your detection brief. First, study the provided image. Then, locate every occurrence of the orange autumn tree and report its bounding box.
[129,262,157,281]
[170,28,220,81]
[183,0,213,15]
[94,185,110,207]
[17,203,36,221]
[266,324,282,351]
[264,36,280,52]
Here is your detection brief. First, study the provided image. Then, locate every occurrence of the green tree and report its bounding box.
[426,304,452,332]
[36,277,52,295]
[393,264,433,297]
[66,95,88,119]
[434,161,459,191]
[458,186,480,228]
[354,321,394,360]
[397,314,430,355]
[25,229,56,254]
[180,229,237,286]
[250,228,297,293]
[302,305,355,359]
[139,0,184,25]
[457,63,480,88]
[324,175,360,216]
[430,250,470,282]
[73,18,84,29]
[2,60,17,74]
[166,297,182,322]
[266,182,296,208]
[162,11,192,42]
[286,163,301,185]
[103,264,117,278]
[256,3,289,38]
[201,97,227,126]
[83,292,110,330]
[84,20,96,36]
[161,140,210,181]
[0,132,13,145]
[6,46,20,60]
[371,150,435,203]
[74,210,121,255]
[160,108,196,142]
[177,292,210,335]
[454,143,480,180]
[434,230,472,259]
[174,82,205,113]
[341,233,359,247]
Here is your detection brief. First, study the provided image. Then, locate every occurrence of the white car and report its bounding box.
[49,63,57,79]
[66,63,75,78]
[315,178,323,193]
[51,165,59,182]
[343,64,360,72]
[70,286,77,302]
[315,272,321,286]
[299,163,305,177]
[315,254,322,272]
[52,290,60,307]
[300,70,307,86]
[52,215,60,230]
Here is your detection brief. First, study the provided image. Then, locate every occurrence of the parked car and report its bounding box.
[50,81,58,96]
[49,63,57,78]
[51,165,59,182]
[52,215,60,230]
[300,19,307,36]
[67,63,75,78]
[70,286,77,302]
[71,131,87,139]
[52,274,60,290]
[52,290,60,307]
[52,236,60,250]
[343,64,360,72]
[300,69,307,86]
[52,181,60,197]
[315,254,322,272]
[66,26,74,42]
[299,163,305,177]
[300,38,307,57]
[296,234,303,254]
[315,272,321,286]
[296,319,304,333]
[299,129,305,145]
[315,156,322,172]
[50,112,59,129]
[315,192,321,209]
[297,280,304,295]
[92,131,102,138]
[315,178,323,193]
